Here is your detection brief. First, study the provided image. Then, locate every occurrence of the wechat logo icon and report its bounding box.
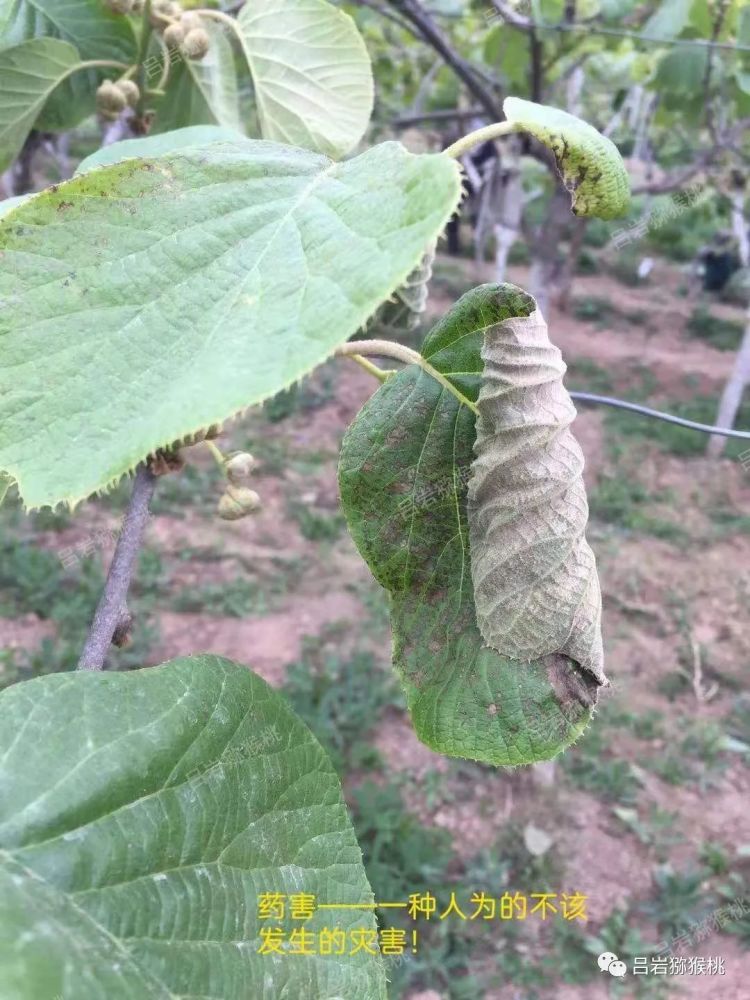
[598,952,627,977]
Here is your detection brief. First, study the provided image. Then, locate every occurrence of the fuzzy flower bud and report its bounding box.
[163,22,185,48]
[225,452,256,485]
[218,485,261,521]
[181,27,210,60]
[115,79,140,108]
[96,80,127,118]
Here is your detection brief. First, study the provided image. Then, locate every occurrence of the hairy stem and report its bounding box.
[348,353,393,382]
[77,464,157,671]
[336,340,480,415]
[135,0,155,119]
[197,8,241,32]
[75,59,131,73]
[443,122,517,159]
[338,345,750,439]
[204,439,226,470]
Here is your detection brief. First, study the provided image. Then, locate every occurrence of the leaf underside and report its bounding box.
[0,656,386,1000]
[0,0,138,132]
[470,307,605,683]
[236,0,374,158]
[339,285,601,767]
[0,38,83,173]
[0,139,461,509]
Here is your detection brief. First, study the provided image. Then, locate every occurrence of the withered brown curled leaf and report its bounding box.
[468,306,606,685]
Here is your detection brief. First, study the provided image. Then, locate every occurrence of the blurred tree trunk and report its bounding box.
[3,131,46,195]
[556,217,589,312]
[474,138,524,284]
[708,189,750,457]
[528,186,572,319]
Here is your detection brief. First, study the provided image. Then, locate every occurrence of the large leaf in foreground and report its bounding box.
[236,0,373,158]
[0,194,31,219]
[0,139,460,509]
[75,125,248,175]
[339,286,601,766]
[0,656,386,1000]
[0,38,83,172]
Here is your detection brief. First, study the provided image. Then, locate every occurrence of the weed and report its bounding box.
[573,295,613,324]
[614,806,684,859]
[707,506,750,537]
[565,357,615,395]
[640,864,714,939]
[700,841,731,876]
[561,727,640,803]
[288,501,346,542]
[507,240,531,265]
[263,365,336,423]
[350,780,485,998]
[583,908,669,997]
[283,640,403,771]
[150,463,217,517]
[679,719,727,769]
[430,259,475,300]
[605,706,666,741]
[588,475,688,541]
[686,306,743,351]
[575,248,600,275]
[639,751,694,786]
[0,531,157,685]
[169,577,273,617]
[572,295,649,328]
[727,694,750,746]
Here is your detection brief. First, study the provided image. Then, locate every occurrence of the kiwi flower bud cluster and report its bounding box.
[96,79,141,119]
[218,453,261,521]
[152,5,211,61]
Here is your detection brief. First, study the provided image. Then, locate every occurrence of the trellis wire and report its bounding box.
[570,392,750,441]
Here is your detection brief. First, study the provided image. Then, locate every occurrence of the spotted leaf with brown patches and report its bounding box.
[339,284,601,767]
[503,97,630,220]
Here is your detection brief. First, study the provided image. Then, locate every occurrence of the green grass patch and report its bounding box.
[561,726,640,804]
[0,529,157,686]
[263,366,336,423]
[287,500,346,542]
[588,474,689,541]
[686,305,743,351]
[572,295,647,328]
[283,638,403,772]
[603,394,750,459]
[169,577,277,617]
[565,357,616,395]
